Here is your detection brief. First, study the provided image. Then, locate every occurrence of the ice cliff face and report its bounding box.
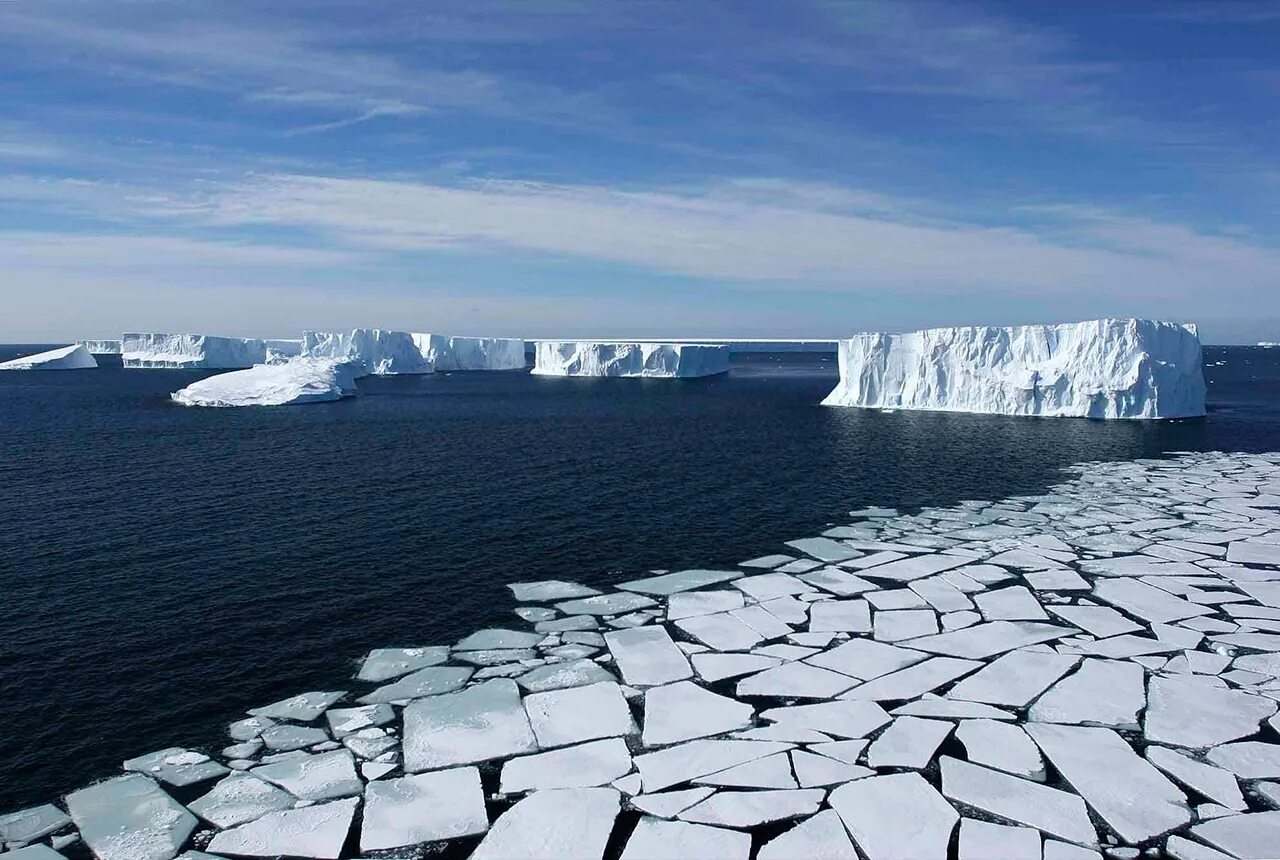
[301,330,432,377]
[531,342,731,378]
[414,334,527,371]
[122,333,271,369]
[171,359,359,407]
[77,340,122,355]
[821,319,1205,419]
[0,343,98,370]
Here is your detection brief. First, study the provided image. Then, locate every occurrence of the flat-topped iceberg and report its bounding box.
[77,339,122,355]
[415,334,527,371]
[0,343,98,370]
[122,333,271,369]
[302,329,431,377]
[171,359,358,407]
[532,342,730,378]
[821,319,1205,419]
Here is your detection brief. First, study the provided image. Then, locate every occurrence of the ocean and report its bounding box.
[0,345,1277,811]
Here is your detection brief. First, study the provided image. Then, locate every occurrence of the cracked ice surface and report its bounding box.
[11,450,1280,859]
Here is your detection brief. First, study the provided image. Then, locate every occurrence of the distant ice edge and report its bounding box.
[821,318,1206,420]
[531,342,731,378]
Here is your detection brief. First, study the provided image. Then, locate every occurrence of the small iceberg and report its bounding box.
[531,342,729,378]
[171,359,358,407]
[0,344,98,370]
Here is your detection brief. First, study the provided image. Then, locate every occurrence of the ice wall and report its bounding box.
[821,318,1205,419]
[172,358,359,407]
[301,329,432,377]
[531,342,730,378]
[0,344,98,370]
[122,333,270,369]
[77,340,122,355]
[414,334,527,371]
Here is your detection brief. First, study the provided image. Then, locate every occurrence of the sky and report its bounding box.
[0,1,1277,343]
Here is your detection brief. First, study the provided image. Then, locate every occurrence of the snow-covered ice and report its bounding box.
[0,343,97,370]
[829,772,958,860]
[403,678,537,770]
[414,333,526,371]
[66,774,197,860]
[122,333,272,369]
[531,341,730,377]
[359,767,487,851]
[207,797,356,859]
[822,319,1205,419]
[471,788,618,860]
[171,358,358,407]
[301,329,432,376]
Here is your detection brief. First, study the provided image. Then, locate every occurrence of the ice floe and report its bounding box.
[0,343,97,370]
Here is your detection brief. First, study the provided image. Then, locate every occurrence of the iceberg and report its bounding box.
[301,329,432,376]
[122,333,271,369]
[531,342,730,378]
[821,319,1205,419]
[77,339,122,354]
[415,334,527,371]
[0,343,97,370]
[171,359,358,407]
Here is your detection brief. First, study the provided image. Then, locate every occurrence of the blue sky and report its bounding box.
[1,1,1277,342]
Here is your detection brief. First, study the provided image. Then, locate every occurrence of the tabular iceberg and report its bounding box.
[0,343,98,370]
[301,329,432,377]
[76,339,122,355]
[821,319,1205,420]
[122,333,270,369]
[171,359,359,407]
[532,342,730,378]
[414,334,527,371]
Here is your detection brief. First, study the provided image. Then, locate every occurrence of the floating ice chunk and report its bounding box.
[841,656,982,700]
[1227,540,1280,566]
[959,818,1042,860]
[865,716,954,769]
[892,695,1016,720]
[356,647,450,682]
[694,752,796,788]
[691,653,782,682]
[500,738,633,793]
[798,568,879,596]
[532,342,729,378]
[516,658,617,692]
[207,796,357,859]
[675,612,764,650]
[0,804,71,843]
[5,845,66,859]
[260,724,329,751]
[821,319,1206,419]
[804,637,929,680]
[188,772,295,829]
[403,679,537,771]
[1206,742,1280,779]
[760,698,891,739]
[472,787,619,860]
[252,750,361,801]
[830,772,958,860]
[619,569,742,595]
[679,789,823,828]
[808,599,873,633]
[758,809,859,860]
[737,661,858,699]
[77,338,122,354]
[509,580,602,601]
[66,774,197,860]
[1146,747,1246,811]
[1029,659,1145,732]
[1043,841,1102,860]
[1026,723,1190,843]
[605,627,692,686]
[360,767,487,851]
[229,716,274,741]
[852,554,968,582]
[358,665,473,703]
[555,592,658,615]
[667,590,746,620]
[643,681,753,746]
[619,817,750,860]
[523,681,637,748]
[786,537,863,562]
[955,719,1044,779]
[974,586,1049,621]
[635,740,793,792]
[901,621,1075,659]
[1191,811,1280,859]
[741,554,796,569]
[1144,674,1278,748]
[0,343,97,370]
[1093,579,1214,624]
[947,649,1080,707]
[1045,605,1143,638]
[807,739,869,764]
[324,704,393,737]
[457,628,546,650]
[939,756,1096,846]
[415,333,526,371]
[911,576,975,612]
[171,359,358,407]
[249,691,345,722]
[874,608,939,641]
[122,748,227,787]
[629,787,715,818]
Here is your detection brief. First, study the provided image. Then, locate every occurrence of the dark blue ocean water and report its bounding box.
[0,346,1277,811]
